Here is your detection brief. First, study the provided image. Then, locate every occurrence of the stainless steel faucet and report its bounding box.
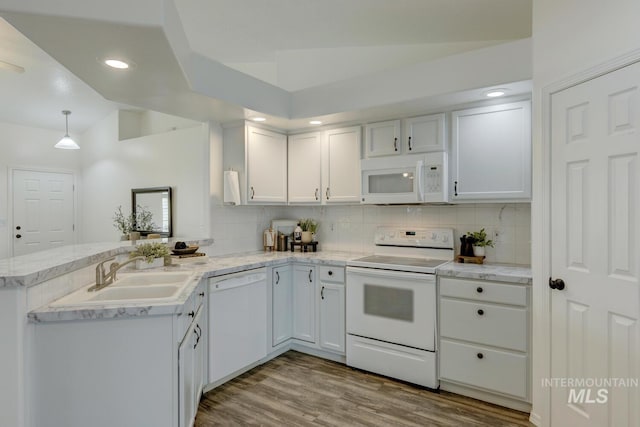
[89,256,146,292]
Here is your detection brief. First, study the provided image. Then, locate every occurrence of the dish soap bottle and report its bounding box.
[294,222,302,242]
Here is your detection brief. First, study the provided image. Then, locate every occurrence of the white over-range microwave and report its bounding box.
[360,153,448,204]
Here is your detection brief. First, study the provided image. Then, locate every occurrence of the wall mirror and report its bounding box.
[132,187,172,237]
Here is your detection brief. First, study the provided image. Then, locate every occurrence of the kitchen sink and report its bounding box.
[110,272,194,287]
[86,285,182,302]
[50,271,196,307]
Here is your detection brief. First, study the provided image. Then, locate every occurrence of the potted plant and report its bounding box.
[129,242,169,269]
[299,218,318,243]
[112,206,134,240]
[467,228,494,257]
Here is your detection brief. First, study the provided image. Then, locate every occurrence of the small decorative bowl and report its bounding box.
[171,245,199,255]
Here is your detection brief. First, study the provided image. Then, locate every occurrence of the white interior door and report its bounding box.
[12,169,75,256]
[550,61,640,426]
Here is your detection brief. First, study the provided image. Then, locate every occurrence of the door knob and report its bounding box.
[549,277,565,290]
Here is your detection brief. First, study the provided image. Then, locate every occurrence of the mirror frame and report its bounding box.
[131,186,172,237]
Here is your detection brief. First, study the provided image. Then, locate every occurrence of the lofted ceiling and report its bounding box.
[0,0,532,133]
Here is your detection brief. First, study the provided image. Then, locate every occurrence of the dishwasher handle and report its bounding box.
[211,273,266,291]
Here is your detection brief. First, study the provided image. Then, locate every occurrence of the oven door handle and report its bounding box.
[346,266,436,281]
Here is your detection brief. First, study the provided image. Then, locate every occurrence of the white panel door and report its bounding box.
[288,132,322,204]
[325,126,361,203]
[12,169,75,256]
[550,61,640,426]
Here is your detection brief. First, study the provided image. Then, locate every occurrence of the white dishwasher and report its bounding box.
[208,268,267,385]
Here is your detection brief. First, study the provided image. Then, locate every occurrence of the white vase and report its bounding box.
[472,245,485,257]
[135,257,164,270]
[301,231,313,243]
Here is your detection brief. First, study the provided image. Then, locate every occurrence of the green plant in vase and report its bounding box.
[299,218,319,243]
[129,242,169,264]
[466,228,494,257]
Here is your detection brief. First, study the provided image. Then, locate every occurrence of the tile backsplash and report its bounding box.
[208,203,531,265]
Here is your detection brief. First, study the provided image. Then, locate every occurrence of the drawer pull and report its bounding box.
[476,286,483,293]
[199,292,205,297]
[477,353,484,359]
[477,309,484,316]
[188,311,195,318]
[328,270,333,276]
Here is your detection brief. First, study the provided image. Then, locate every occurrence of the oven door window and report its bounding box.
[364,284,413,322]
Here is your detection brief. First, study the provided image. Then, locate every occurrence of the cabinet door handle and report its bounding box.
[193,329,199,349]
[408,136,412,151]
[477,352,484,360]
[477,309,484,316]
[321,286,325,300]
[199,292,205,297]
[15,234,22,239]
[188,310,195,317]
[326,187,330,200]
[315,188,319,201]
[276,271,280,285]
[196,324,202,339]
[393,137,398,152]
[328,270,333,276]
[250,186,255,200]
[454,181,458,197]
[308,270,313,283]
[476,286,483,293]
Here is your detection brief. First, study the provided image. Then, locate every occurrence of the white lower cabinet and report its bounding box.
[292,264,316,343]
[31,280,207,427]
[179,305,205,427]
[438,276,530,411]
[272,265,293,346]
[318,266,345,354]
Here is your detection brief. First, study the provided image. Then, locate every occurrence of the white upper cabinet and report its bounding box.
[324,126,362,203]
[364,120,401,157]
[223,123,287,205]
[403,113,446,153]
[246,126,288,203]
[288,132,322,204]
[451,101,532,202]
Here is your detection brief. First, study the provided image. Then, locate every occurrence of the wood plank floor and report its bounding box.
[196,351,533,426]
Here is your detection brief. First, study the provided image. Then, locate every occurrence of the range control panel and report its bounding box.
[373,227,454,249]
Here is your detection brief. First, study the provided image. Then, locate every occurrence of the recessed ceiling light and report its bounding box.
[309,120,322,125]
[104,59,130,69]
[485,89,506,98]
[251,117,266,122]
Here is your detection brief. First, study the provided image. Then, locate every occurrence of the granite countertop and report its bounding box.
[20,246,532,323]
[0,237,213,288]
[27,250,364,323]
[436,262,532,284]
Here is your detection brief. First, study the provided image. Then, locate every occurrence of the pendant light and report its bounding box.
[54,110,80,150]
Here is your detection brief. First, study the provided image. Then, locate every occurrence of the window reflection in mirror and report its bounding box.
[131,187,172,237]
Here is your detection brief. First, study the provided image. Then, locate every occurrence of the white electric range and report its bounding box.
[346,227,454,389]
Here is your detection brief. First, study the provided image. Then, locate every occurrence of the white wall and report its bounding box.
[80,110,209,242]
[531,1,640,425]
[0,122,81,259]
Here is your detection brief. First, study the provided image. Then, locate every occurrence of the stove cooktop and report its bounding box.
[348,255,450,274]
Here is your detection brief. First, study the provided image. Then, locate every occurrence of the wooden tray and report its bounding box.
[171,245,199,255]
[456,255,486,264]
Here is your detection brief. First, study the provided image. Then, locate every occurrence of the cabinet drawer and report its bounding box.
[440,299,527,351]
[439,277,527,306]
[319,266,344,283]
[440,339,528,399]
